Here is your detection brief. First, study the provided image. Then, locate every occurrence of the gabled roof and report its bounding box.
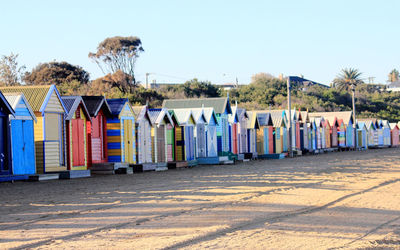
[107,98,130,116]
[228,106,239,124]
[269,110,287,128]
[310,117,324,127]
[132,105,152,125]
[170,109,197,126]
[3,92,36,121]
[246,111,260,129]
[81,96,112,117]
[379,120,390,128]
[162,97,232,114]
[187,109,207,124]
[358,118,379,128]
[310,111,353,126]
[389,123,399,130]
[236,108,248,120]
[0,91,15,116]
[323,119,331,128]
[0,85,66,114]
[148,108,174,126]
[300,111,309,123]
[61,96,91,121]
[357,121,367,130]
[254,111,273,126]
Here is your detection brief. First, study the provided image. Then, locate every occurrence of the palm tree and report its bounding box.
[333,68,363,91]
[333,68,363,150]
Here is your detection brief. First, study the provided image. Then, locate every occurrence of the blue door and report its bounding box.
[11,120,35,175]
[0,115,10,175]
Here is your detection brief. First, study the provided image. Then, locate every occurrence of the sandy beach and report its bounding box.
[1,148,400,249]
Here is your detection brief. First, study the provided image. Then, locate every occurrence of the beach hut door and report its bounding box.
[0,115,9,174]
[157,125,165,162]
[72,119,85,166]
[197,124,206,158]
[123,119,134,163]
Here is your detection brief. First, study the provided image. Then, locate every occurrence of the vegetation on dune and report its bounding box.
[1,35,400,122]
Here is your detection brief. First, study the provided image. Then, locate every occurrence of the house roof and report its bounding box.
[310,111,353,126]
[61,96,91,121]
[0,85,66,113]
[148,108,174,126]
[162,97,232,114]
[3,92,36,121]
[81,96,112,117]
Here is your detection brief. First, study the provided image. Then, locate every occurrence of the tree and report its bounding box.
[388,69,399,83]
[332,68,363,91]
[180,78,220,98]
[0,53,26,86]
[89,36,144,86]
[333,68,363,149]
[24,61,89,86]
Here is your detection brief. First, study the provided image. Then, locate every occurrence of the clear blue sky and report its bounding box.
[1,0,399,85]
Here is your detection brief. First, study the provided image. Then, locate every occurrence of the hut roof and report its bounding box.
[310,111,353,126]
[132,105,152,125]
[236,108,248,120]
[148,108,174,126]
[61,96,91,121]
[358,118,379,128]
[107,98,130,116]
[389,123,399,130]
[162,97,232,114]
[255,112,273,126]
[81,96,112,117]
[269,110,287,127]
[300,111,309,123]
[0,85,65,113]
[170,109,197,126]
[246,111,260,129]
[0,91,15,116]
[310,117,324,127]
[3,93,36,121]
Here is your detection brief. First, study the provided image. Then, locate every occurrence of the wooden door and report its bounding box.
[207,125,217,157]
[91,115,103,163]
[157,125,165,162]
[12,120,35,175]
[72,119,85,167]
[232,124,238,154]
[123,119,133,163]
[197,124,206,158]
[166,125,174,161]
[0,115,10,174]
[175,126,184,161]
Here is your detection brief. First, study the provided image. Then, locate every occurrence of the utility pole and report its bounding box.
[145,73,150,89]
[351,83,357,150]
[287,77,293,158]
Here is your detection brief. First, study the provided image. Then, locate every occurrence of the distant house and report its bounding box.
[386,81,400,92]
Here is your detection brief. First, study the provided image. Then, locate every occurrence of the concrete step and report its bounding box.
[29,174,59,181]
